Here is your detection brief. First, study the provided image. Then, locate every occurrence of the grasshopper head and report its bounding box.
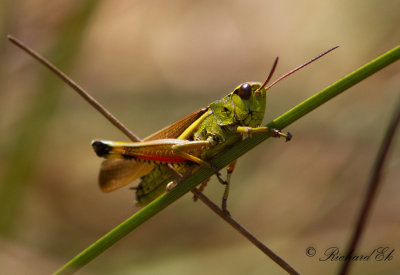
[229,82,266,127]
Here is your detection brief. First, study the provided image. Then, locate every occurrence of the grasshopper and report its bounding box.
[92,47,337,211]
[92,78,289,211]
[7,35,336,212]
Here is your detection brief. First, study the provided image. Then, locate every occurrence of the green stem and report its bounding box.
[55,45,400,274]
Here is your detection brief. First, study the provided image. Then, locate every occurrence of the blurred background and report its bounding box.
[0,0,399,274]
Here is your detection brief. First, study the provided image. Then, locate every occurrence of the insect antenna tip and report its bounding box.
[256,57,279,94]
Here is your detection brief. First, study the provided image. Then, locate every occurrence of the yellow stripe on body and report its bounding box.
[178,109,211,140]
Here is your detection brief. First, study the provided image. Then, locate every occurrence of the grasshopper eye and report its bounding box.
[238,83,252,100]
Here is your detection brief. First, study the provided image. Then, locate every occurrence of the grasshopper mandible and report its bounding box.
[92,47,338,212]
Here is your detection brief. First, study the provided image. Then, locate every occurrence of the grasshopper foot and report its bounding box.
[285,131,292,142]
[270,128,292,142]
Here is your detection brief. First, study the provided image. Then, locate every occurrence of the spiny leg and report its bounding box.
[236,126,292,141]
[221,160,237,214]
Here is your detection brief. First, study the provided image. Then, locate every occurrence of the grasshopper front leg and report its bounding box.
[236,126,292,141]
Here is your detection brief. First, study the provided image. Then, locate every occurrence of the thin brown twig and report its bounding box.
[338,96,400,275]
[191,189,300,275]
[8,35,298,274]
[7,35,141,142]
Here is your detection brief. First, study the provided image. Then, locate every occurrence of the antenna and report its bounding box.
[265,46,339,91]
[256,57,279,94]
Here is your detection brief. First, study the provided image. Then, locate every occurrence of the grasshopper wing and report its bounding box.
[144,108,208,140]
[97,107,208,192]
[99,159,154,192]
